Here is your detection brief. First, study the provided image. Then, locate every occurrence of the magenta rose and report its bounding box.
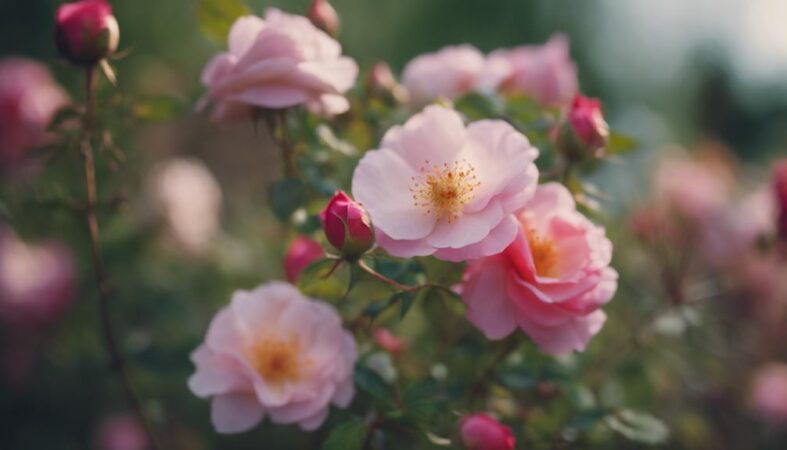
[320,191,374,259]
[489,34,578,106]
[459,413,516,450]
[461,183,617,355]
[0,58,69,170]
[199,9,358,121]
[55,0,120,66]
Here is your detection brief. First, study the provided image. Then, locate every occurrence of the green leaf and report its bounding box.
[133,95,185,122]
[395,291,417,320]
[606,132,638,155]
[355,365,395,406]
[417,257,464,286]
[196,0,251,42]
[605,409,670,445]
[321,419,367,450]
[269,178,307,220]
[297,259,349,301]
[402,380,442,423]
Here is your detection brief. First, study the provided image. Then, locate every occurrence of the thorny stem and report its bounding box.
[81,66,162,450]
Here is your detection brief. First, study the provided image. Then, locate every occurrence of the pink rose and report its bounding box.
[352,105,539,262]
[0,58,69,170]
[566,94,609,155]
[0,227,77,330]
[401,45,488,105]
[490,34,578,106]
[751,363,787,424]
[55,0,120,66]
[199,9,358,121]
[307,0,340,37]
[461,183,617,355]
[95,414,148,450]
[283,236,324,283]
[459,413,516,450]
[188,281,357,433]
[373,328,407,355]
[320,191,375,258]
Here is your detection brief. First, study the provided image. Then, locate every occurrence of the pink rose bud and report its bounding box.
[95,414,148,450]
[283,236,325,283]
[55,0,120,67]
[460,413,516,450]
[556,94,609,160]
[373,328,408,355]
[308,0,340,37]
[320,191,374,259]
[774,160,787,240]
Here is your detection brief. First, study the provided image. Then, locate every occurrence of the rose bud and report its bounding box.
[55,0,120,67]
[556,94,609,160]
[373,328,408,355]
[320,191,374,259]
[308,0,340,37]
[459,413,516,450]
[366,61,408,103]
[774,160,787,240]
[283,235,325,283]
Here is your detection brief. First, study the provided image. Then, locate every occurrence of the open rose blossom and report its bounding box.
[461,183,617,355]
[352,105,539,261]
[0,58,69,169]
[750,363,787,424]
[198,9,358,121]
[0,227,77,330]
[401,45,488,105]
[283,236,324,283]
[188,281,357,433]
[459,413,516,450]
[489,34,578,106]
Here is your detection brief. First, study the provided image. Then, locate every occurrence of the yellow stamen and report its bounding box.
[410,159,480,222]
[526,228,559,277]
[248,336,309,385]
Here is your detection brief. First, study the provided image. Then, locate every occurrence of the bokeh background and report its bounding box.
[2,0,787,449]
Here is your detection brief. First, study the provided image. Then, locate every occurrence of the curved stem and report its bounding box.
[81,66,162,450]
[357,259,455,295]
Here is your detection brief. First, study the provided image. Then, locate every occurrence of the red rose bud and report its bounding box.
[320,191,374,259]
[557,94,609,160]
[774,160,787,240]
[283,236,325,283]
[308,0,340,37]
[55,0,119,67]
[459,413,516,450]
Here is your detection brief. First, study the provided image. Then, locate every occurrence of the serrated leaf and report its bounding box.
[297,258,349,301]
[606,409,670,445]
[321,419,367,450]
[269,178,307,220]
[196,0,251,42]
[606,132,638,155]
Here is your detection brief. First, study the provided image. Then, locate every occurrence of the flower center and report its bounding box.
[248,336,308,385]
[410,159,480,222]
[526,228,559,277]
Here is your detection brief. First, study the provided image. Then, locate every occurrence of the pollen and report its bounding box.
[248,335,309,385]
[410,159,480,222]
[526,228,559,278]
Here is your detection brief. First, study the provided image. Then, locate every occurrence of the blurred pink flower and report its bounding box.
[459,413,516,450]
[352,105,539,262]
[95,414,148,450]
[373,328,407,355]
[0,227,77,330]
[0,58,69,170]
[150,158,222,253]
[188,281,357,433]
[751,363,787,425]
[199,9,358,121]
[461,183,617,355]
[283,236,324,283]
[567,94,608,153]
[55,0,119,66]
[489,34,578,106]
[401,45,488,105]
[774,160,787,240]
[320,191,374,258]
[307,0,340,37]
